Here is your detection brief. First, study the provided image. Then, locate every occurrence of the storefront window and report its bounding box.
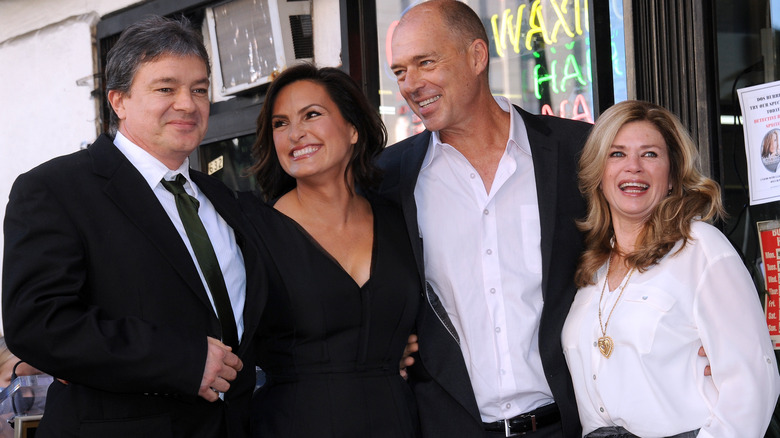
[376,0,627,145]
[198,134,257,192]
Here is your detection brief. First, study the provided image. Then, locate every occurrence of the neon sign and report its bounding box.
[489,0,596,122]
[491,0,589,56]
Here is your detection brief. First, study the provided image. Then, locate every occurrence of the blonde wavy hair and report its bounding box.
[575,100,725,287]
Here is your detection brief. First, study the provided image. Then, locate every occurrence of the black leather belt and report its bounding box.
[483,403,561,436]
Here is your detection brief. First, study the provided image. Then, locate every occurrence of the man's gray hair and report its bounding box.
[104,15,210,134]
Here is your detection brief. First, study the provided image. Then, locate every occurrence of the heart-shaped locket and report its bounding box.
[597,336,614,358]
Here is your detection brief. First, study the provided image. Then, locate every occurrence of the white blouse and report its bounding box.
[562,221,780,438]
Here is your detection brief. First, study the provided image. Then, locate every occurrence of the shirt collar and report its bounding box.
[495,95,531,157]
[421,96,531,172]
[113,131,197,196]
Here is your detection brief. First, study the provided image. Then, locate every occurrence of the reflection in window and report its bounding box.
[610,0,628,103]
[199,134,257,192]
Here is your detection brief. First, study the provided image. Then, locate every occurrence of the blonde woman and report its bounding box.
[562,100,780,437]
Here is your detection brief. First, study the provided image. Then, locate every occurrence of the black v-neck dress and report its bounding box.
[245,195,421,437]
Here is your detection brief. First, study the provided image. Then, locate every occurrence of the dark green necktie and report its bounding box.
[161,174,239,349]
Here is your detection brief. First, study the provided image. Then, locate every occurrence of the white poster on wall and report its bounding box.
[738,80,780,205]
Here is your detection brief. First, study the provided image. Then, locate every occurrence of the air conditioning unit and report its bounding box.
[205,0,312,98]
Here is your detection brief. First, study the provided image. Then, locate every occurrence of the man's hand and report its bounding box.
[698,346,711,376]
[198,337,243,402]
[399,334,418,380]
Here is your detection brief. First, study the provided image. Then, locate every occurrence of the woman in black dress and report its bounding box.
[242,63,421,437]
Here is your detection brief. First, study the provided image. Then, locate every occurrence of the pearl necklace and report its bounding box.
[597,254,634,359]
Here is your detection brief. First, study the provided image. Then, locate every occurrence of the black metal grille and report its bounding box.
[289,14,313,59]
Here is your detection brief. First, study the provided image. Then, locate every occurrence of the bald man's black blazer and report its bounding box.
[3,134,275,438]
[376,106,591,438]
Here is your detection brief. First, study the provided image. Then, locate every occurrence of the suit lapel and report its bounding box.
[399,132,430,288]
[518,107,558,301]
[89,136,217,315]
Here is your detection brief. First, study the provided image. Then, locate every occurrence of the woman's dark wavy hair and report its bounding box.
[249,63,387,201]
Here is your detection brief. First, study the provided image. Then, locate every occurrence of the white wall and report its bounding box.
[0,0,140,43]
[313,0,342,68]
[0,14,100,183]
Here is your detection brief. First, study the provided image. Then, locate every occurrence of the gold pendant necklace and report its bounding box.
[597,254,634,359]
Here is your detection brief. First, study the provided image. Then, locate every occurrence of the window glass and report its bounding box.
[199,134,257,192]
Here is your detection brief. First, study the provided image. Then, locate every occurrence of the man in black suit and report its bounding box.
[378,1,591,437]
[2,16,268,437]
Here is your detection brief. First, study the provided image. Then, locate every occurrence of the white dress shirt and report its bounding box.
[114,132,246,342]
[415,96,553,422]
[562,221,780,437]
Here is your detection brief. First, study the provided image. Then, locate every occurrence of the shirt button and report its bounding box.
[483,209,489,215]
[592,374,596,380]
[470,173,476,179]
[505,403,511,409]
[490,288,496,294]
[593,341,597,347]
[500,369,506,375]
[495,327,501,333]
[600,407,605,413]
[486,249,493,255]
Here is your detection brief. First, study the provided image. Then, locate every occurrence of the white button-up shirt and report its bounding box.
[114,132,246,342]
[562,221,780,437]
[415,96,553,422]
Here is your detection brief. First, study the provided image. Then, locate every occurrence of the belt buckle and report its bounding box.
[504,413,536,437]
